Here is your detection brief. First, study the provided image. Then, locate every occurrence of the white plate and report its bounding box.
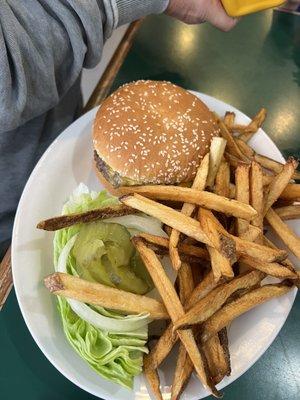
[12,92,298,400]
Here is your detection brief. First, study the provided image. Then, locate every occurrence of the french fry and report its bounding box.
[225,152,241,169]
[235,164,250,235]
[274,205,300,221]
[237,158,266,268]
[236,108,267,142]
[235,138,254,159]
[171,345,194,400]
[154,247,206,265]
[178,262,195,304]
[239,225,262,242]
[250,161,264,230]
[263,158,298,216]
[122,187,257,221]
[262,236,295,271]
[236,162,252,272]
[206,137,227,187]
[226,157,277,189]
[235,137,300,180]
[223,111,236,131]
[239,255,297,279]
[215,160,230,198]
[143,273,229,387]
[179,314,231,390]
[138,233,209,260]
[200,283,293,344]
[218,328,231,379]
[233,126,254,137]
[143,357,163,400]
[171,262,195,400]
[175,272,227,393]
[138,233,171,249]
[174,270,264,330]
[186,271,220,309]
[199,209,287,263]
[234,235,287,263]
[254,154,284,173]
[203,333,230,385]
[122,194,210,244]
[207,247,232,282]
[199,208,236,280]
[250,107,267,132]
[230,175,280,199]
[145,270,215,371]
[263,174,274,186]
[216,117,249,162]
[266,208,300,259]
[168,243,182,272]
[133,238,219,397]
[145,323,177,370]
[280,184,300,201]
[169,153,209,270]
[44,272,168,319]
[237,165,274,189]
[235,133,300,180]
[254,154,300,180]
[123,268,203,378]
[37,205,136,231]
[176,329,220,396]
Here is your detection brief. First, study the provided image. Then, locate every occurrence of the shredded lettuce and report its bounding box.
[53,184,157,388]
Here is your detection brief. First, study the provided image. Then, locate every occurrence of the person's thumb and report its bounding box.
[206,0,238,31]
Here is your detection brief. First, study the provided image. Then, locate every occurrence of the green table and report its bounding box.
[1,10,300,400]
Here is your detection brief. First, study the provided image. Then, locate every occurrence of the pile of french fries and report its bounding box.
[41,108,300,399]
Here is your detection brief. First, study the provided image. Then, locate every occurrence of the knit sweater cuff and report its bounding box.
[115,0,169,27]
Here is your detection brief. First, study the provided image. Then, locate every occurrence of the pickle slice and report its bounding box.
[72,221,152,294]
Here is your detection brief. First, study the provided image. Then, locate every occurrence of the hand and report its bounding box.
[165,0,238,31]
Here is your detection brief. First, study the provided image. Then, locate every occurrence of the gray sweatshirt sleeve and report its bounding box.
[0,0,168,134]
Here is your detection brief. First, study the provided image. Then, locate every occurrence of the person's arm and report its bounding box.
[0,0,168,134]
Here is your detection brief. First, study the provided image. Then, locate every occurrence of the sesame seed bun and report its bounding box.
[93,80,220,188]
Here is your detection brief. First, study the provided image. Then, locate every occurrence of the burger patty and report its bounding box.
[94,151,138,187]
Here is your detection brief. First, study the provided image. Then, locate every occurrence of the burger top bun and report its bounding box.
[93,80,220,186]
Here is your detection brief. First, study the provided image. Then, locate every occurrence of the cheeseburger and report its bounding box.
[93,80,220,192]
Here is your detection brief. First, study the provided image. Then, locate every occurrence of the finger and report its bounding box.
[206,0,238,32]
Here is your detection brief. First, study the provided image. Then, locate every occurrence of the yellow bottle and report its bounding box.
[221,0,285,17]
